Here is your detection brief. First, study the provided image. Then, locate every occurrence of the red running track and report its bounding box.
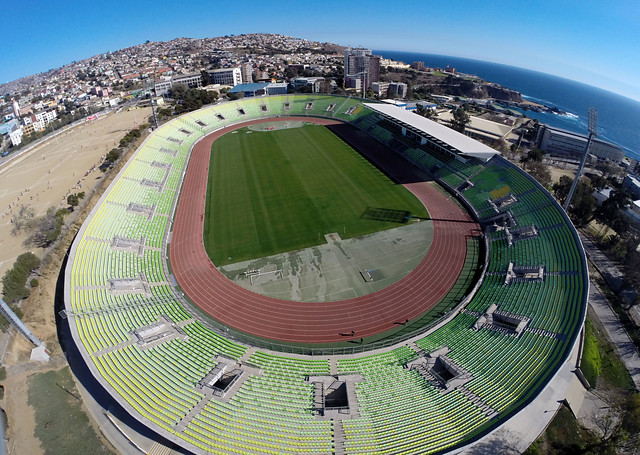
[169,117,481,343]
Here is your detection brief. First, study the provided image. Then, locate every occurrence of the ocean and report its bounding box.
[375,50,640,161]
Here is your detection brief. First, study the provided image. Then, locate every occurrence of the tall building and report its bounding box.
[240,63,253,84]
[209,67,242,86]
[12,99,20,119]
[343,47,381,90]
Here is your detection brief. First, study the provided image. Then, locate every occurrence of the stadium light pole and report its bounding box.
[346,69,368,99]
[145,78,160,130]
[563,107,598,212]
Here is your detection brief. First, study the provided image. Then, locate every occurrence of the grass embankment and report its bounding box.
[581,319,601,387]
[204,124,429,265]
[586,309,635,390]
[524,406,598,455]
[27,367,114,455]
[525,310,636,454]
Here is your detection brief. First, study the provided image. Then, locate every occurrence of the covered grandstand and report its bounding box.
[64,94,588,454]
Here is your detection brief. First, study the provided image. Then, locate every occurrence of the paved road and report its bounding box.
[579,232,624,290]
[588,279,640,391]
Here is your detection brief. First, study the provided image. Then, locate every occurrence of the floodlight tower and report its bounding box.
[346,69,368,98]
[145,78,160,130]
[563,107,598,212]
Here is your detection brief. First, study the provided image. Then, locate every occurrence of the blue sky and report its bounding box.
[3,0,639,101]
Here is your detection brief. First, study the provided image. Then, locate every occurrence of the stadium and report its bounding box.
[63,94,588,454]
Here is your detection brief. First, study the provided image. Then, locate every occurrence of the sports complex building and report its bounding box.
[63,94,588,454]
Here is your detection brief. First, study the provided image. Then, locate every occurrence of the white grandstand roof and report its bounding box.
[364,103,500,162]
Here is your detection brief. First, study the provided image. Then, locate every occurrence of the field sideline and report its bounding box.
[203,123,429,266]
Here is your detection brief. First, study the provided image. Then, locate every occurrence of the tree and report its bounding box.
[67,194,79,208]
[569,181,596,227]
[104,148,121,165]
[521,148,546,163]
[66,192,84,210]
[595,189,631,237]
[450,107,470,133]
[1,252,41,303]
[415,104,436,119]
[284,66,298,80]
[200,70,211,87]
[157,108,173,119]
[588,393,640,453]
[25,207,68,248]
[552,175,573,205]
[10,204,35,236]
[523,161,551,187]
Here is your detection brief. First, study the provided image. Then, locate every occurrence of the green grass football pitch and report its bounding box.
[203,124,429,266]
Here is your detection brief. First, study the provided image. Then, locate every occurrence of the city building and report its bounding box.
[343,47,381,89]
[22,123,35,136]
[209,68,242,87]
[623,174,640,199]
[371,82,390,97]
[12,99,20,119]
[240,63,253,84]
[0,119,19,136]
[154,79,173,96]
[291,77,324,93]
[172,73,202,89]
[438,112,513,144]
[388,82,408,98]
[537,125,624,162]
[412,61,425,71]
[9,128,23,146]
[35,109,57,126]
[265,82,288,95]
[228,82,288,97]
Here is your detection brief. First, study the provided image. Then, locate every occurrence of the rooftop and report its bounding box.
[229,82,270,93]
[364,103,500,161]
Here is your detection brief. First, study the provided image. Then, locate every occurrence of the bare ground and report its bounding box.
[0,107,151,453]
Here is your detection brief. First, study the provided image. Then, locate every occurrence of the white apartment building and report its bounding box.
[209,68,242,86]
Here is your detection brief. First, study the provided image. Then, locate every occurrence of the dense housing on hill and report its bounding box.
[64,94,587,454]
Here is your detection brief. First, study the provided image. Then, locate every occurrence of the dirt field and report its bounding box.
[0,107,151,454]
[0,107,151,279]
[548,163,576,184]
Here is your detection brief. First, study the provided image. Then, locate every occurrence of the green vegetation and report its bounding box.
[104,148,122,165]
[170,85,219,114]
[450,106,470,133]
[204,125,429,265]
[524,405,599,455]
[581,318,601,387]
[28,367,114,455]
[66,191,85,209]
[553,176,596,227]
[24,207,69,248]
[118,127,142,147]
[527,311,637,454]
[1,252,41,303]
[587,309,635,390]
